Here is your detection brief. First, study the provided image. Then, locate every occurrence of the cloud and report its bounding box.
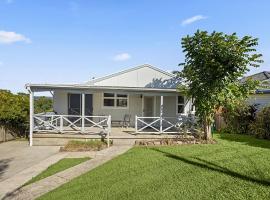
[0,30,31,44]
[181,15,207,26]
[113,53,131,61]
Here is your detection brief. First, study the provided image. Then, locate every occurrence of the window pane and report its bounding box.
[117,94,127,98]
[178,105,184,113]
[104,99,114,107]
[104,93,114,97]
[178,96,184,104]
[117,99,127,107]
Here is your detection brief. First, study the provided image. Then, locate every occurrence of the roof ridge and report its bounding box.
[87,64,175,84]
[263,71,270,79]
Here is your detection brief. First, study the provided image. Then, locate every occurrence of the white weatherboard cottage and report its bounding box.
[26,64,193,146]
[245,71,270,109]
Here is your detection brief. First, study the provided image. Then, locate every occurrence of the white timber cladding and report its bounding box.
[53,91,192,125]
[91,65,173,87]
[94,92,142,126]
[53,91,193,126]
[53,90,68,115]
[248,93,270,109]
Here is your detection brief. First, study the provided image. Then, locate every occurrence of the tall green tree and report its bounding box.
[34,96,53,114]
[0,90,29,134]
[179,30,263,139]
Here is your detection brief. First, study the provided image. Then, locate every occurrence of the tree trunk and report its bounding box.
[203,120,212,140]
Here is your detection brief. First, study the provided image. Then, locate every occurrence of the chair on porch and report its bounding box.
[122,114,131,128]
[111,114,131,128]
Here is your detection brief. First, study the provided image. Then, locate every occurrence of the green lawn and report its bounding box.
[39,134,270,200]
[25,157,90,185]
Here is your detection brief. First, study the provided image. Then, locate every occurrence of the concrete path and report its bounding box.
[0,141,61,199]
[3,145,132,200]
[0,141,60,182]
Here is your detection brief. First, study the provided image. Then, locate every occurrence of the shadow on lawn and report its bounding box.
[151,148,270,187]
[219,134,270,150]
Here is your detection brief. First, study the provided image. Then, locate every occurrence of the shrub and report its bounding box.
[34,96,53,114]
[250,106,270,139]
[0,90,53,138]
[60,140,108,151]
[222,102,257,134]
[0,90,29,137]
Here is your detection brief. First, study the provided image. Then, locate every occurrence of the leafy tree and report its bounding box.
[0,90,29,136]
[0,90,53,138]
[179,30,263,140]
[34,96,53,113]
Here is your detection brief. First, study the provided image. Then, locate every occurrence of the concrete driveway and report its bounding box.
[0,141,60,182]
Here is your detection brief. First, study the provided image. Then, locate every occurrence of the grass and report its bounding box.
[39,134,270,200]
[60,140,108,151]
[25,157,90,186]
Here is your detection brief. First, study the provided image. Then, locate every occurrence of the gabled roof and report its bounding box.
[87,64,175,84]
[241,71,270,94]
[241,71,270,82]
[25,83,177,93]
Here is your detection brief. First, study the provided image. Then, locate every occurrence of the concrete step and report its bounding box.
[113,139,135,146]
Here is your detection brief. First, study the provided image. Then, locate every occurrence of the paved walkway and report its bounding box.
[0,141,61,199]
[0,141,60,182]
[3,145,132,200]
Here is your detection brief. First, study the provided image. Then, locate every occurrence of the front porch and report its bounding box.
[32,126,195,146]
[26,83,194,146]
[31,113,196,145]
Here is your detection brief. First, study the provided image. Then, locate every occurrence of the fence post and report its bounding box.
[135,115,138,133]
[60,115,63,133]
[81,93,85,133]
[29,90,34,146]
[160,96,163,133]
[107,115,111,148]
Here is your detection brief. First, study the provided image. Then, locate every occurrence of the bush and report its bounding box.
[250,106,270,139]
[60,140,108,151]
[222,102,257,134]
[0,90,53,138]
[34,96,53,114]
[0,90,29,137]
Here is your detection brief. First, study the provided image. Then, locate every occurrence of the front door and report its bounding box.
[143,96,154,117]
[68,93,93,116]
[68,94,81,115]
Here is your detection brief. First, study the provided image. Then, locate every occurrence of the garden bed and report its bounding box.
[60,140,110,152]
[135,136,216,146]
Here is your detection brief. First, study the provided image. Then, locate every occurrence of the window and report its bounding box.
[103,93,115,107]
[103,93,128,108]
[177,96,185,114]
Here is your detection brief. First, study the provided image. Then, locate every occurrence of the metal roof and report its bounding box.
[86,64,175,84]
[241,71,270,82]
[25,83,178,93]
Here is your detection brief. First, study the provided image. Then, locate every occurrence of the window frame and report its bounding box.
[102,93,129,109]
[176,95,185,114]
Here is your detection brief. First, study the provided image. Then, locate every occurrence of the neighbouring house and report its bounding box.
[25,64,194,146]
[215,71,270,131]
[242,71,270,109]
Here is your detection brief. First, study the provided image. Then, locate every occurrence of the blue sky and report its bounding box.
[0,0,269,93]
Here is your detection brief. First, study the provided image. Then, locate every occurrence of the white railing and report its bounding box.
[33,114,111,135]
[135,115,197,134]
